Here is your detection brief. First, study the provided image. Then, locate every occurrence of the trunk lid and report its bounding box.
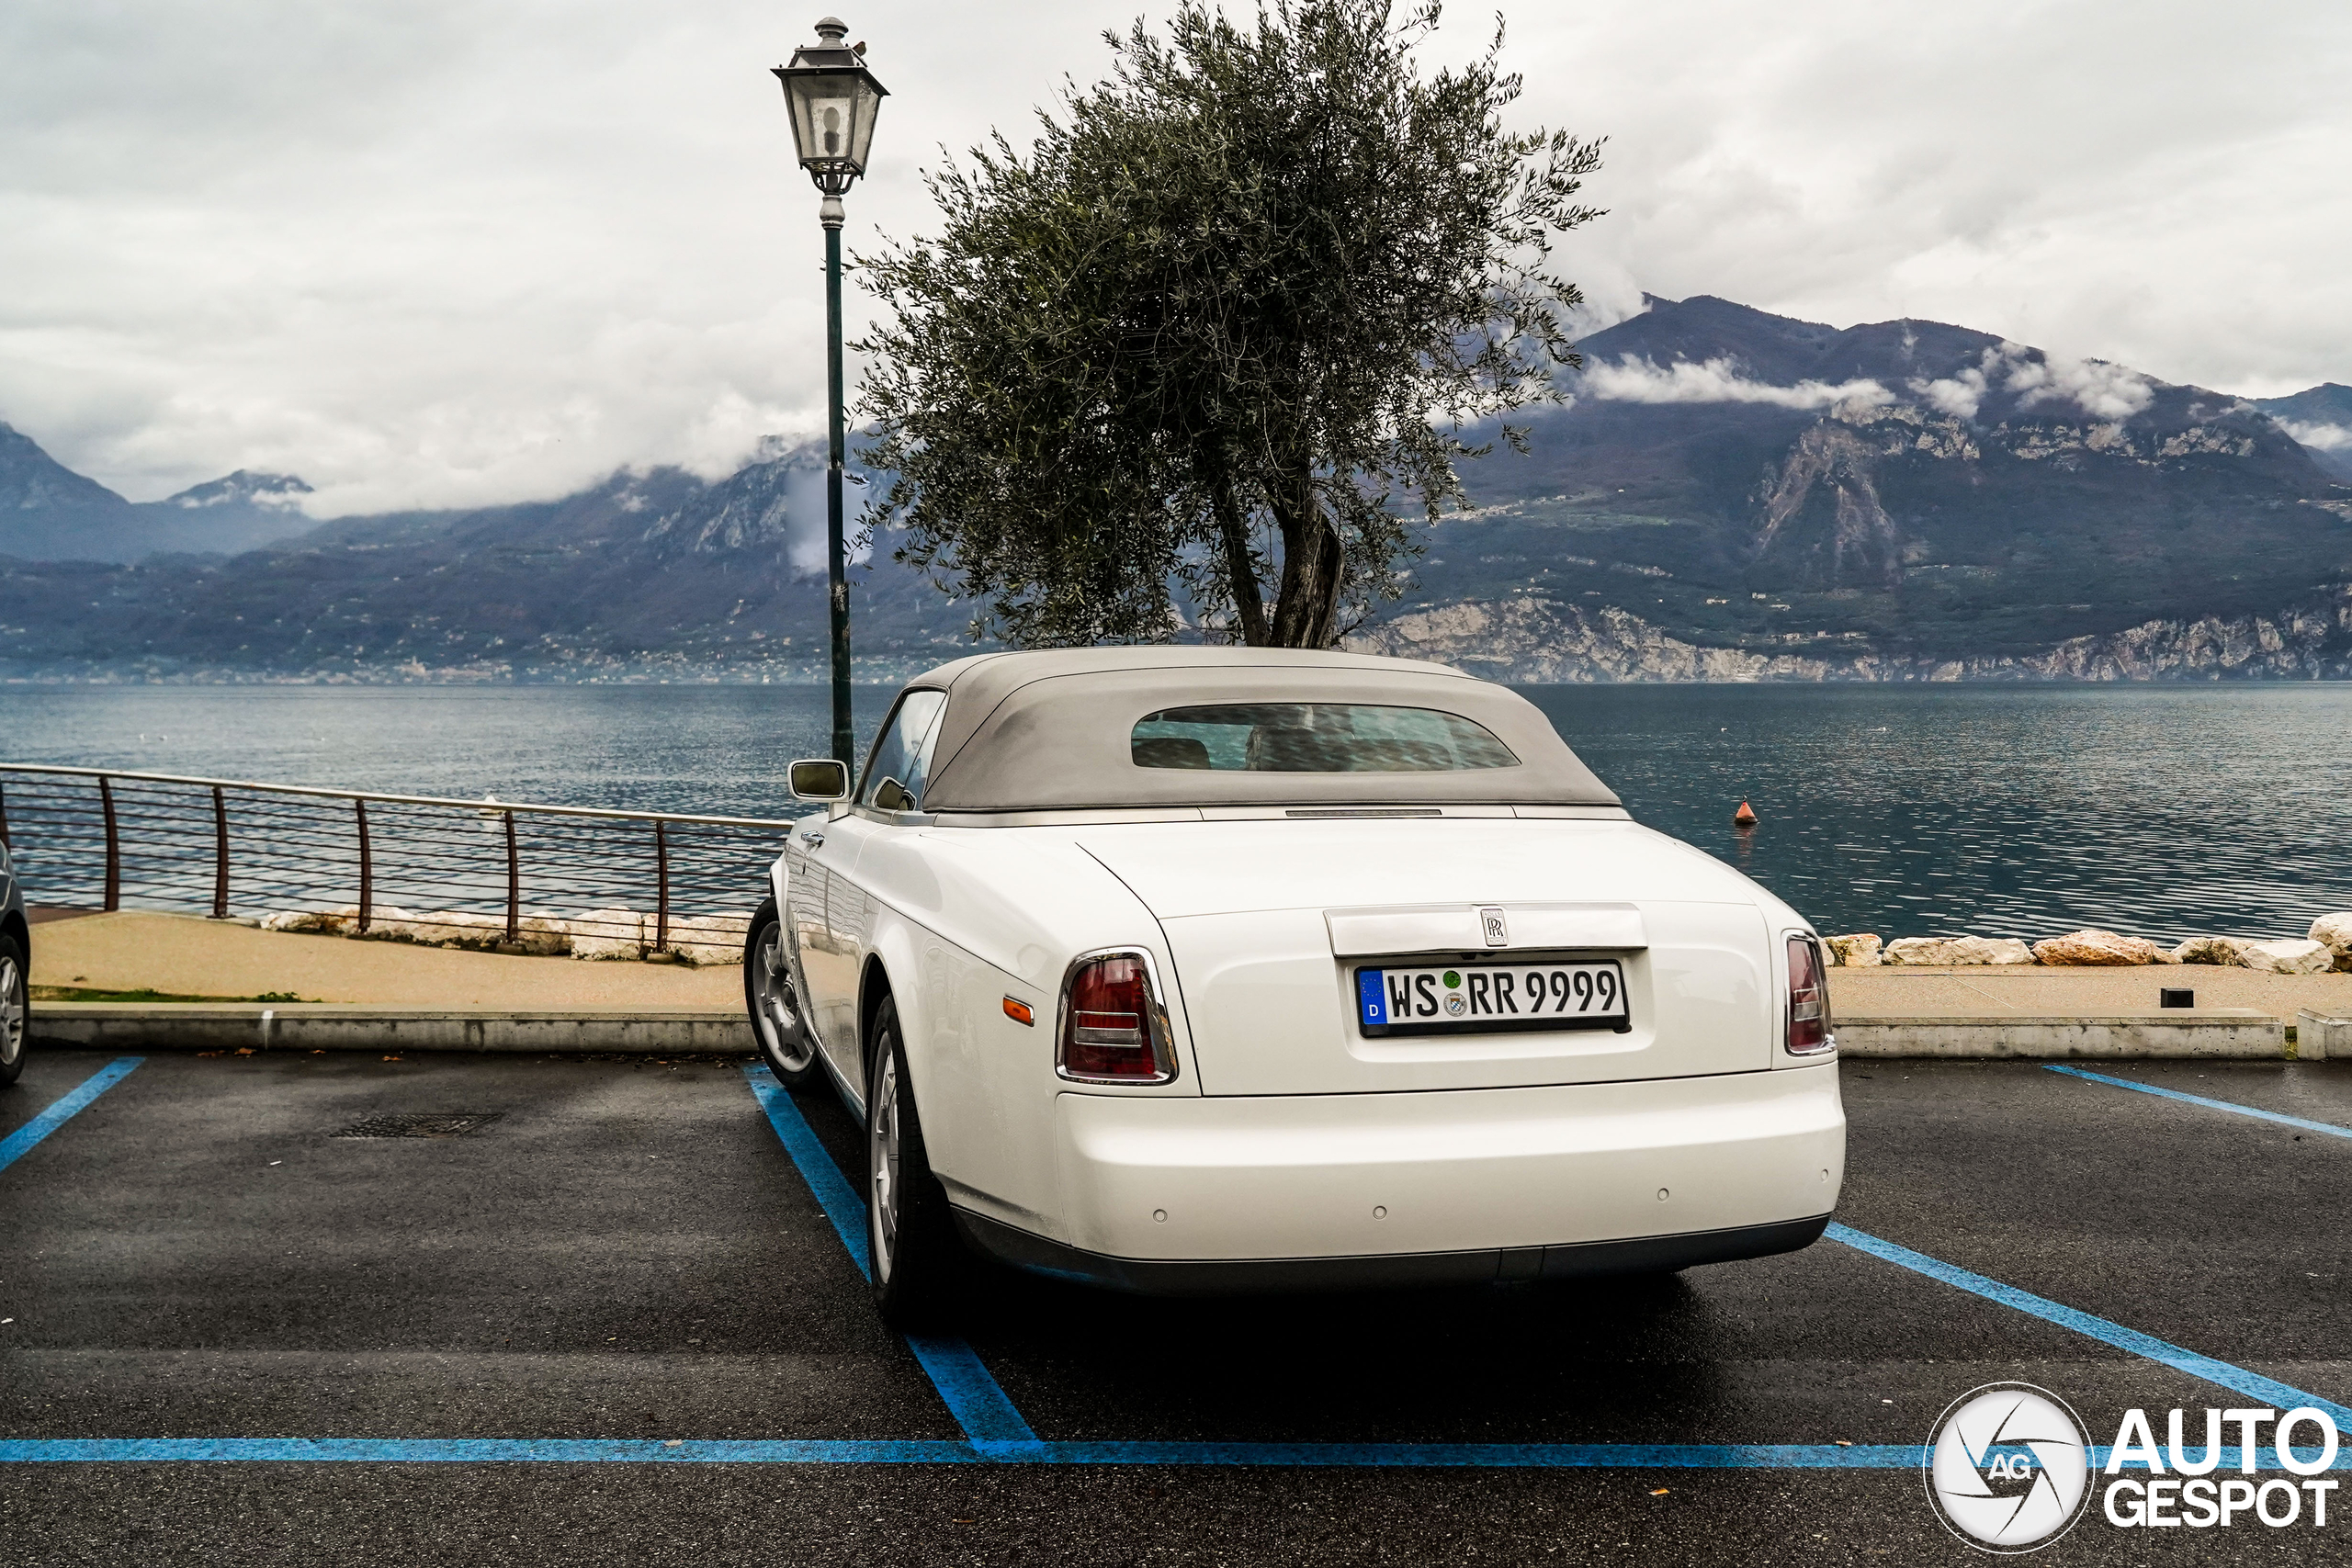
[1079,818,1778,1095]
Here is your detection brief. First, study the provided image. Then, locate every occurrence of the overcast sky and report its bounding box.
[4,1,2346,513]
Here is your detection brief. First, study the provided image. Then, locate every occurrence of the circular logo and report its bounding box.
[1443,994,1467,1016]
[1923,1383,2093,1553]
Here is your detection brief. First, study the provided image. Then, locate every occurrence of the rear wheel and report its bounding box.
[865,997,960,1326]
[0,931,27,1088]
[744,897,817,1087]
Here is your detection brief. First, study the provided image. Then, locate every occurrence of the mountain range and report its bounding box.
[0,423,322,562]
[4,294,2350,682]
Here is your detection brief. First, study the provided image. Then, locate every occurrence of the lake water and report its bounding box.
[2,682,2346,944]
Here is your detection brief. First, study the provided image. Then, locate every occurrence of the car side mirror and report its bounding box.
[871,776,915,813]
[787,758,850,802]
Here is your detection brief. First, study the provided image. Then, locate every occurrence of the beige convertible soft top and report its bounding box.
[899,648,1622,812]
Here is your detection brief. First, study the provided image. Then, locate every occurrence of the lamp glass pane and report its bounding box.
[846,80,882,170]
[807,94,856,161]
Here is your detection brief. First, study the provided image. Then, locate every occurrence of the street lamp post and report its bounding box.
[774,17,888,769]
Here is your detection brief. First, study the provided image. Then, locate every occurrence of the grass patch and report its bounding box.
[31,987,318,1004]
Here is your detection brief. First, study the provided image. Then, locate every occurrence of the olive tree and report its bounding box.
[857,0,1603,648]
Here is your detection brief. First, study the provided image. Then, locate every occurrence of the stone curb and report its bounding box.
[1838,1012,2290,1060]
[2300,1010,2352,1063]
[28,1004,2338,1064]
[28,1004,752,1055]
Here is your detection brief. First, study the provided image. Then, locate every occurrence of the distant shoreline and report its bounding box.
[7,671,2352,689]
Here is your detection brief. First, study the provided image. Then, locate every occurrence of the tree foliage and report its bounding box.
[857,0,1604,648]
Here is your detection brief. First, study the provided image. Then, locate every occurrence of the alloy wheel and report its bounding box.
[869,1049,901,1283]
[752,926,815,1073]
[0,956,21,1067]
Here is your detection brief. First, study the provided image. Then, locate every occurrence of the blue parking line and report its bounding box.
[2045,1064,2352,1140]
[0,1438,983,1463]
[743,1067,870,1271]
[741,1065,1041,1448]
[1826,1223,2352,1427]
[16,1059,2341,1471]
[0,1437,1908,1466]
[0,1056,141,1175]
[1017,1441,1923,1469]
[0,1438,1914,1467]
[6,1438,2346,1469]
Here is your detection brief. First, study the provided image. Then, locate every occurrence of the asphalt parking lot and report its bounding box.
[5,1045,2349,1566]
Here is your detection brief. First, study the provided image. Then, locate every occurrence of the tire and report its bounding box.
[864,996,961,1326]
[744,896,818,1088]
[0,931,27,1088]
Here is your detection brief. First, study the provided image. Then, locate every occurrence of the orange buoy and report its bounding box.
[1733,799,1758,828]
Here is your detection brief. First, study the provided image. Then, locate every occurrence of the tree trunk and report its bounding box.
[1209,469,1272,647]
[1267,483,1342,649]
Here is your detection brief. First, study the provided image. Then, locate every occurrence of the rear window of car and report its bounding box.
[1131,704,1521,773]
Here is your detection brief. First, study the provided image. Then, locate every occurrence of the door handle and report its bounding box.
[800,830,825,849]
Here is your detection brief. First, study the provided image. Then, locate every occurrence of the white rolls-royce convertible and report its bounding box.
[743,648,1843,1324]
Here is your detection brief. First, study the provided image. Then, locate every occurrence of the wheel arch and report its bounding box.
[856,916,942,1129]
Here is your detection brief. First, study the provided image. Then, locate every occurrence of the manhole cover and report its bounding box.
[332,1111,504,1139]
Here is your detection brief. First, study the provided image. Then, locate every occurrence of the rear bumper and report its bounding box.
[960,1061,1844,1291]
[956,1209,1832,1295]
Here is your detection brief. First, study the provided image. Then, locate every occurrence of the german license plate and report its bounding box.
[1354,960,1628,1036]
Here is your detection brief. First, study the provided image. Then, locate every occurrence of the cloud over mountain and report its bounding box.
[1579,356,1892,412]
[2,294,2347,684]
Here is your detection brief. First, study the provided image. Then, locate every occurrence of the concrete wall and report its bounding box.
[2300,1010,2352,1063]
[30,1004,753,1055]
[30,1004,2322,1062]
[1837,1013,2286,1060]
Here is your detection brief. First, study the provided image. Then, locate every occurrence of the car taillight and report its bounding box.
[1786,935,1833,1055]
[1058,953,1174,1083]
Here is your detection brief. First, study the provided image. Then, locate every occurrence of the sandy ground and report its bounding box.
[25,910,741,1009]
[1830,962,2352,1022]
[22,909,2347,1021]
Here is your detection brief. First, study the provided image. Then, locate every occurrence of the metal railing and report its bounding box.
[0,765,799,960]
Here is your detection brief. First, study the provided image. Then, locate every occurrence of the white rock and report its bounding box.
[502,917,573,958]
[1883,935,2035,966]
[1824,933,1882,967]
[368,910,571,956]
[2030,929,2180,966]
[2174,934,2335,974]
[570,908,647,961]
[400,911,506,950]
[349,907,420,941]
[2311,912,2352,972]
[260,906,361,935]
[661,913,752,968]
[2239,938,2333,976]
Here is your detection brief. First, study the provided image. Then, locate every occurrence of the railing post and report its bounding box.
[99,775,119,912]
[654,819,670,953]
[210,784,229,919]
[503,809,520,944]
[355,798,372,934]
[0,780,10,852]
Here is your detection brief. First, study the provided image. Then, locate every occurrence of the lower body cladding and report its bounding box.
[953,1061,1844,1294]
